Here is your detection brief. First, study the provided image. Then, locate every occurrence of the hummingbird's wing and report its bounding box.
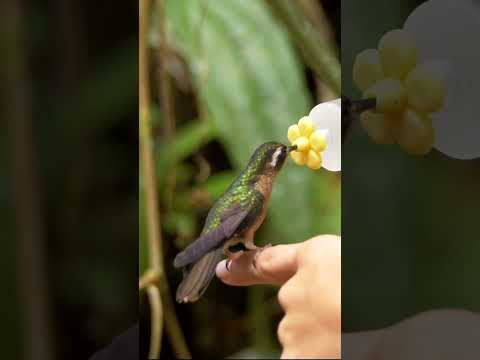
[173,200,259,268]
[174,190,264,302]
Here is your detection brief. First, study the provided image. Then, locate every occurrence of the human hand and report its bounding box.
[343,309,480,360]
[216,235,341,359]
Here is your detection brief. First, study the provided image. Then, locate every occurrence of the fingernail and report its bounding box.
[216,261,228,278]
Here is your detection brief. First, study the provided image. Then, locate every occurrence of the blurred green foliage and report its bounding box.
[1,1,138,359]
[164,0,339,244]
[140,0,340,357]
[342,0,480,332]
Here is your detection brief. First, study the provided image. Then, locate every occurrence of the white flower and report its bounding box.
[287,99,341,172]
[309,99,342,172]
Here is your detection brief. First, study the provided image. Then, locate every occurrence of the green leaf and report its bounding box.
[156,119,216,182]
[199,171,236,201]
[164,211,197,238]
[170,119,216,160]
[166,0,340,245]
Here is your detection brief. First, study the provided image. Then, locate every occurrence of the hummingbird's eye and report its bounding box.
[268,146,284,168]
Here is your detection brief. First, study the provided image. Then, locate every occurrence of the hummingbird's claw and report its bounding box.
[225,259,232,272]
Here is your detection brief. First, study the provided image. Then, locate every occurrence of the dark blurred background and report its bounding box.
[9,0,477,358]
[1,0,137,359]
[140,0,340,358]
[343,0,480,337]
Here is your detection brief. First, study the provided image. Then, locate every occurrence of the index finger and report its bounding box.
[216,243,302,286]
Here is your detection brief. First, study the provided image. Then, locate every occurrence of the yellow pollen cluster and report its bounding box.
[353,29,445,155]
[287,116,326,170]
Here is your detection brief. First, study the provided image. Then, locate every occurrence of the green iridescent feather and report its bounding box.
[200,142,278,235]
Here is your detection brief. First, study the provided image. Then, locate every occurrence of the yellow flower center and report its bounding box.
[287,116,327,170]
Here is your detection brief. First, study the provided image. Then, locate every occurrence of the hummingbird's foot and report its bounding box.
[224,247,244,272]
[244,243,258,251]
[252,243,272,270]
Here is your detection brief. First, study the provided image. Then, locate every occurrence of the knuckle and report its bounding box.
[277,316,299,348]
[277,318,290,345]
[277,285,290,310]
[256,249,275,277]
[297,240,317,264]
[299,235,340,264]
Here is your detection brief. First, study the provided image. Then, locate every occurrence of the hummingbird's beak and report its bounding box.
[287,145,297,152]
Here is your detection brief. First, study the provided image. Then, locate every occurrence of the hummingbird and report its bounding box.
[174,141,297,303]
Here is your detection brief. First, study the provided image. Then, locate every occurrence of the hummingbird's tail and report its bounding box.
[176,247,224,303]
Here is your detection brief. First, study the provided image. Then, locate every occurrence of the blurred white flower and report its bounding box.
[352,0,480,159]
[404,0,480,159]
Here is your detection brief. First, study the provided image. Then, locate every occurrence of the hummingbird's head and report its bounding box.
[250,141,297,175]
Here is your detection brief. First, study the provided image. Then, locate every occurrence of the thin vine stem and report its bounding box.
[140,0,191,358]
[140,0,163,272]
[140,0,165,356]
[147,285,163,359]
[155,0,191,357]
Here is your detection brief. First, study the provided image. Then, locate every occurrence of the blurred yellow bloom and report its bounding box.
[378,29,417,80]
[353,49,384,92]
[360,111,396,145]
[353,28,445,156]
[405,64,445,113]
[364,78,407,114]
[396,110,434,155]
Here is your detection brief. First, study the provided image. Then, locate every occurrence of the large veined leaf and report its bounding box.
[164,0,340,244]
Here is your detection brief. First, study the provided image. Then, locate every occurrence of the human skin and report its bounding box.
[216,235,480,359]
[343,309,480,360]
[216,235,341,359]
